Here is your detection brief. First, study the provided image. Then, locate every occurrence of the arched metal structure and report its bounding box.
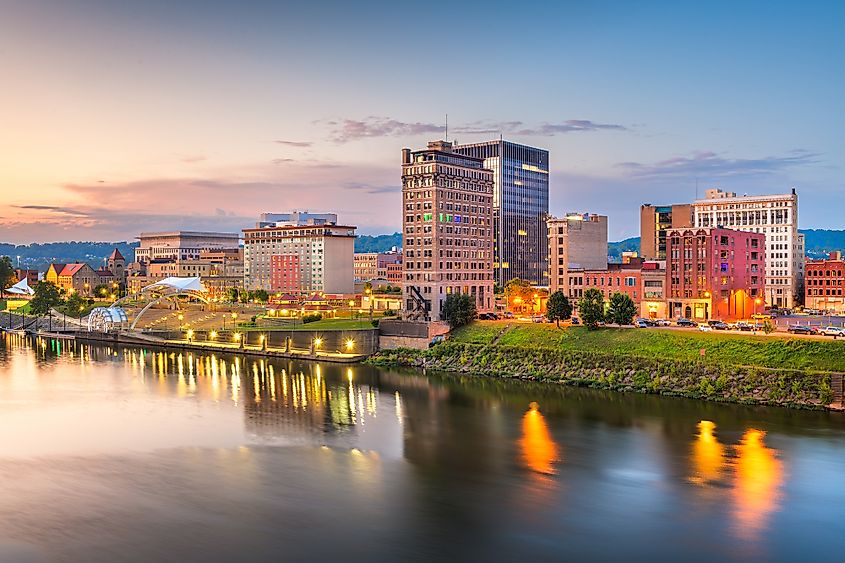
[88,306,129,332]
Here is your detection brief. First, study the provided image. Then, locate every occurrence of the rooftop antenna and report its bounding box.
[695,177,699,199]
[445,113,448,142]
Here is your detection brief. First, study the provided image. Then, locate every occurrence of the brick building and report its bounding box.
[805,251,845,313]
[666,227,766,321]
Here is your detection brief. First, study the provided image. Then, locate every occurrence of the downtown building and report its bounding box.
[451,140,549,286]
[243,222,356,295]
[692,188,803,308]
[547,213,608,299]
[665,227,766,321]
[353,249,403,283]
[135,231,240,265]
[640,203,693,260]
[401,141,494,321]
[805,252,845,314]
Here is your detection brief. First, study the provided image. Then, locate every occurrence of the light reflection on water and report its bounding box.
[0,333,843,562]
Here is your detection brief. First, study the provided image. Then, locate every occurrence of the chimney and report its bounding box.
[401,148,411,164]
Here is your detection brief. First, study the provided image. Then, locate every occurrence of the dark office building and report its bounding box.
[452,140,549,286]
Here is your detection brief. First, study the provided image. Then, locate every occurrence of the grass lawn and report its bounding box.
[449,321,845,372]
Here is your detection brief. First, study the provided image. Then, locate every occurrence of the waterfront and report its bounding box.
[0,334,844,562]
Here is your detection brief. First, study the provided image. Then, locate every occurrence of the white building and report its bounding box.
[243,223,356,294]
[692,188,803,308]
[135,231,240,264]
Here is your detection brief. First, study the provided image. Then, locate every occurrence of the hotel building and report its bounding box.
[665,227,766,321]
[805,252,845,314]
[243,223,356,294]
[547,213,608,298]
[401,141,494,321]
[692,188,802,308]
[640,203,693,260]
[452,140,549,286]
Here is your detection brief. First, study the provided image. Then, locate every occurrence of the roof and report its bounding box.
[144,276,207,294]
[48,263,67,274]
[108,248,125,261]
[5,278,34,296]
[59,263,89,276]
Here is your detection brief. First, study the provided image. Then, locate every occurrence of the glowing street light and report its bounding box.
[344,338,355,352]
[209,330,218,340]
[313,337,323,349]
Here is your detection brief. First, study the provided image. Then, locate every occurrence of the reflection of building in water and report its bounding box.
[520,402,559,475]
[732,429,784,540]
[243,363,380,438]
[690,420,725,484]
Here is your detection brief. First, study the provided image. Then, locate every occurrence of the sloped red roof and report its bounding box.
[48,263,67,275]
[59,263,88,276]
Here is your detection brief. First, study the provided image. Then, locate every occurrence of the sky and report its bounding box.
[0,0,842,243]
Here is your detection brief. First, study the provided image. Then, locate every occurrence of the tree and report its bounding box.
[606,292,637,325]
[29,281,62,317]
[442,293,477,328]
[578,288,606,329]
[0,256,14,289]
[64,292,86,316]
[546,290,572,328]
[226,287,239,303]
[504,278,535,312]
[253,289,269,303]
[93,283,110,299]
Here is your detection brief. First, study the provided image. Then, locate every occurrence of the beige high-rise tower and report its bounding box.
[401,141,495,321]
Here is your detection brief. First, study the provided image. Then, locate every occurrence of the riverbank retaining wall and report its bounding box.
[368,342,839,409]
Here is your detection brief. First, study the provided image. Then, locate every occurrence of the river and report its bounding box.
[0,333,843,562]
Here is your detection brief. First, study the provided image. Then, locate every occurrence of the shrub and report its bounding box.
[302,313,322,324]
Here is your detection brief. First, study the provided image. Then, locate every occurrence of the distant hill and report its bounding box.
[608,237,640,261]
[0,241,138,271]
[608,229,845,261]
[355,232,401,253]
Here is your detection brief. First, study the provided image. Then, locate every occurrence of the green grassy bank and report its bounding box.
[368,322,845,409]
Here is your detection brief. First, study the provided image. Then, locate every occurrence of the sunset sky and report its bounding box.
[1,0,842,243]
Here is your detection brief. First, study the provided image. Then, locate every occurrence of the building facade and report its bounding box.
[401,141,494,321]
[243,223,356,294]
[135,231,240,264]
[452,140,549,286]
[805,252,845,313]
[640,261,668,319]
[693,188,801,308]
[582,262,643,306]
[45,263,103,296]
[547,213,608,295]
[256,211,338,228]
[353,253,379,282]
[640,204,693,260]
[665,227,766,321]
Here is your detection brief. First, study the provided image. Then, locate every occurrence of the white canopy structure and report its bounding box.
[121,276,209,330]
[144,276,207,297]
[4,278,34,296]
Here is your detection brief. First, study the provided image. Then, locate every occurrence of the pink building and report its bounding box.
[666,227,765,321]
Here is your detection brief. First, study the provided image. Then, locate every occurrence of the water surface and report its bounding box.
[0,333,843,562]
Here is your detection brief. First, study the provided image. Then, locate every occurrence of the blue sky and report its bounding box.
[0,0,841,242]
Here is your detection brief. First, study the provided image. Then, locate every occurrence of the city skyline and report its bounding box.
[1,0,843,244]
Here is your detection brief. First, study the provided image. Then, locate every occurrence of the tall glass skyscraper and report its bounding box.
[452,140,549,286]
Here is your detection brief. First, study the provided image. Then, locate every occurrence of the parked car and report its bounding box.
[788,325,817,335]
[707,320,729,330]
[734,322,753,331]
[820,326,845,338]
[654,319,671,327]
[635,319,650,328]
[502,311,515,319]
[676,318,697,327]
[698,324,713,332]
